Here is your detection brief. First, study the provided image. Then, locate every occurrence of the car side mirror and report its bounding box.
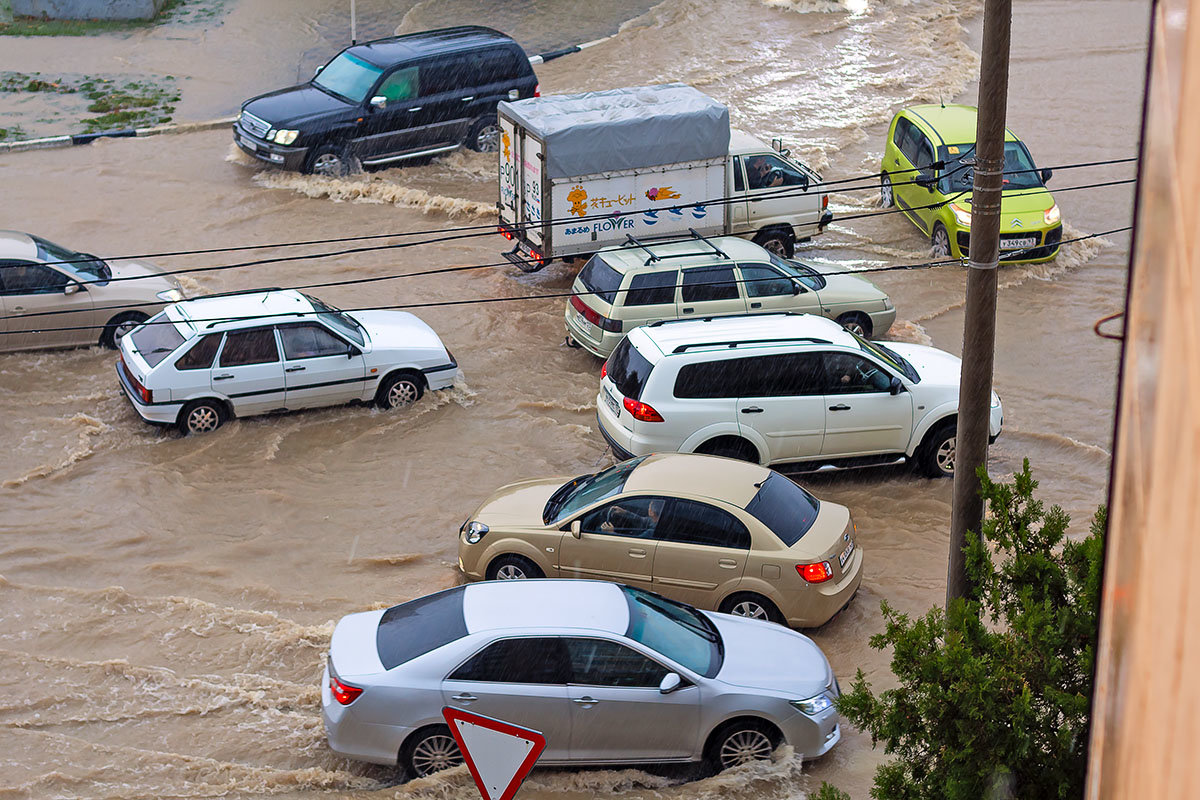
[347,345,361,358]
[369,95,387,111]
[659,672,682,694]
[890,376,904,395]
[570,520,582,539]
[792,280,804,295]
[64,282,81,295]
[1041,167,1053,183]
[314,65,324,77]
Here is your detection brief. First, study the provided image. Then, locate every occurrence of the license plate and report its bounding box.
[603,388,621,417]
[838,539,855,568]
[1000,236,1038,250]
[238,134,257,152]
[575,310,595,334]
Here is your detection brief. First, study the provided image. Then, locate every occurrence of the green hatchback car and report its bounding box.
[881,104,1062,263]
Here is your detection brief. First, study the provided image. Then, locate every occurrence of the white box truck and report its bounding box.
[496,84,833,272]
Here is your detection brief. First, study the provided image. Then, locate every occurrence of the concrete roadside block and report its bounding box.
[0,116,238,153]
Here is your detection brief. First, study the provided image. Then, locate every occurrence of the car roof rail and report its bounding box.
[671,336,831,354]
[687,228,729,259]
[190,287,284,301]
[623,232,734,267]
[647,311,800,328]
[623,234,660,264]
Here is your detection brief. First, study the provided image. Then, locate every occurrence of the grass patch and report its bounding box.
[0,124,28,141]
[0,71,179,133]
[0,0,229,36]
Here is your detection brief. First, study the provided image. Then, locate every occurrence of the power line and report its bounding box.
[23,155,1137,274]
[0,226,1131,337]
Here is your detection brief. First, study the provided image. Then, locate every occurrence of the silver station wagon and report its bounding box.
[322,580,841,777]
[117,289,458,434]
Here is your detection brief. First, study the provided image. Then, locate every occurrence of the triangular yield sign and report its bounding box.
[442,707,546,800]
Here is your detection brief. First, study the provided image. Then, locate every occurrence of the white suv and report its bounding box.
[595,313,1002,478]
[117,289,458,434]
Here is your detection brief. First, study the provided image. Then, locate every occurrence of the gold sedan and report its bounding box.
[457,453,863,628]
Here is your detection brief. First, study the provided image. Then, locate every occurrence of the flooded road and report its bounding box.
[0,0,1145,798]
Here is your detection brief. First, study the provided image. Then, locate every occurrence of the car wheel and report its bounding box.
[931,223,952,258]
[100,311,149,349]
[918,421,956,478]
[306,144,359,177]
[177,399,226,435]
[376,371,424,409]
[752,229,795,258]
[719,593,784,624]
[880,173,894,208]
[695,436,759,464]
[486,554,544,581]
[706,719,781,772]
[836,311,872,338]
[403,726,463,778]
[467,116,501,153]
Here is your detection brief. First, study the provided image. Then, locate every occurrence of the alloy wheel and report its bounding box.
[495,564,527,580]
[387,380,419,408]
[935,435,956,475]
[475,124,501,152]
[730,600,769,619]
[719,729,774,768]
[312,153,345,176]
[880,175,893,207]
[113,321,139,342]
[411,734,462,776]
[932,227,951,258]
[761,238,787,257]
[840,317,867,336]
[186,406,220,434]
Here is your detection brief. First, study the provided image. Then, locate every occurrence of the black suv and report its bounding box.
[234,26,538,175]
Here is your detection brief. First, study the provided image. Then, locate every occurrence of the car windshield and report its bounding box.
[938,141,1044,194]
[128,312,186,368]
[313,51,384,104]
[33,235,110,284]
[744,473,822,546]
[844,329,920,382]
[544,456,648,524]
[304,294,365,345]
[769,252,826,291]
[622,586,723,678]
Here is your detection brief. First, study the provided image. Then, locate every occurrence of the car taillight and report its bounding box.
[330,674,363,705]
[498,225,514,241]
[797,562,833,583]
[822,195,829,209]
[124,360,153,403]
[600,361,607,379]
[623,397,664,422]
[534,83,541,98]
[570,294,621,332]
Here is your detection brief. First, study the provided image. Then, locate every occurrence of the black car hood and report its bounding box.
[241,84,355,128]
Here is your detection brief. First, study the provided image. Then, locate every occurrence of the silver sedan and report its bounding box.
[322,580,841,777]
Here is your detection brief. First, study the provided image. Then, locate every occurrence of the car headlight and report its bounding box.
[882,296,894,310]
[991,391,1002,409]
[1043,203,1061,225]
[157,288,184,302]
[791,693,833,716]
[950,203,972,227]
[272,129,300,145]
[463,521,489,544]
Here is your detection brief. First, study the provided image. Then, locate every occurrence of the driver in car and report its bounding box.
[600,498,664,538]
[747,156,785,190]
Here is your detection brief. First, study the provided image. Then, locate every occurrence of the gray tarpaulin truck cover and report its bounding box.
[497,83,730,179]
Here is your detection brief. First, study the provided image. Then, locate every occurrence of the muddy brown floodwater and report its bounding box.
[0,1,1145,798]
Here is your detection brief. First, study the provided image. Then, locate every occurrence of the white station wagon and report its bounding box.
[117,289,458,434]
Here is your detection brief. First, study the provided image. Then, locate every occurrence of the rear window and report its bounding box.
[606,337,654,400]
[377,588,468,670]
[579,256,624,305]
[129,313,187,368]
[744,472,822,546]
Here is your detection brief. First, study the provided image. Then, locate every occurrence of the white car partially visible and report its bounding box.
[117,289,458,434]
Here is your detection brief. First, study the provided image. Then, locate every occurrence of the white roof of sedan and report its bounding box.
[170,289,319,331]
[0,230,40,259]
[462,580,630,635]
[635,312,858,358]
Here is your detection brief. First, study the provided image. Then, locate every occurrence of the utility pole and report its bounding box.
[946,0,1011,603]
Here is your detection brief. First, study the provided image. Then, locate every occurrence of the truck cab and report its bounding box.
[726,131,831,257]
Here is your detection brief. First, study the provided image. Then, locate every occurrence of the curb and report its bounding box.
[0,115,237,153]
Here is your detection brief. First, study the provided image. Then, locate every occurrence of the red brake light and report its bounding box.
[330,674,363,705]
[601,361,607,379]
[498,225,514,241]
[797,562,833,583]
[534,83,541,98]
[822,195,829,209]
[571,294,600,325]
[623,396,664,422]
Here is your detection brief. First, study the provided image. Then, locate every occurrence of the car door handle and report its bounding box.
[213,374,234,381]
[12,305,25,312]
[285,365,306,372]
[461,96,474,102]
[750,302,762,309]
[741,406,764,414]
[572,696,600,705]
[682,307,694,314]
[407,106,422,112]
[718,558,739,568]
[829,403,851,411]
[628,548,647,557]
[893,158,900,165]
[452,693,477,703]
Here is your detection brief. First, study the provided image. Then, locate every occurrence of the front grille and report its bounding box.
[238,110,271,139]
